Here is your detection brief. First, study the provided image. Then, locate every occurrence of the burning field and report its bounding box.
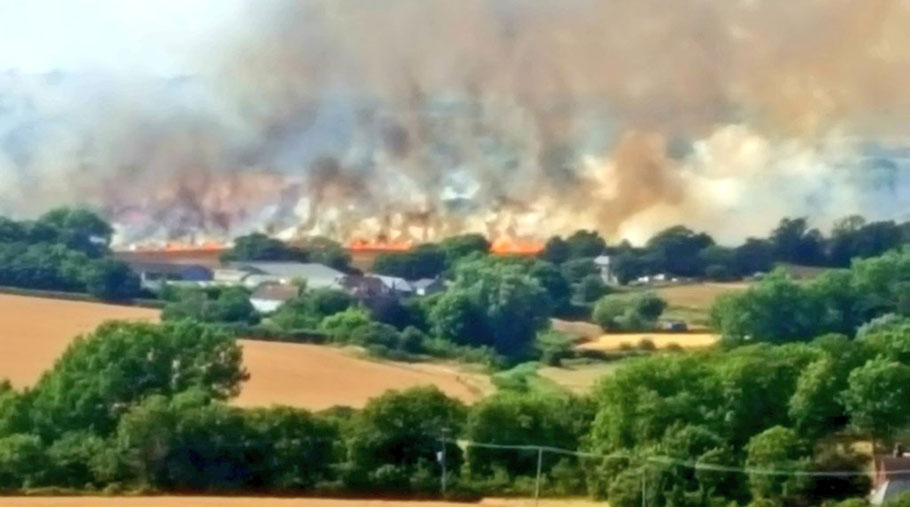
[2,1,910,249]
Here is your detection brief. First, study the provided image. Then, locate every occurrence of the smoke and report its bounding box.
[1,0,910,246]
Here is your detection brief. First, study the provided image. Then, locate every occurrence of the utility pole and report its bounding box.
[641,466,647,507]
[534,447,544,507]
[438,428,450,497]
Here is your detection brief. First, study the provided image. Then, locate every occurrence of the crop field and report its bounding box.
[0,294,159,387]
[0,294,489,409]
[0,498,603,507]
[579,332,719,352]
[235,340,490,409]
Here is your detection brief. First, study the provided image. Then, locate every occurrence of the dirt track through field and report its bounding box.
[0,294,158,387]
[0,497,602,507]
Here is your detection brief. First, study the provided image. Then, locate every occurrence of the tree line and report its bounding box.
[711,248,910,344]
[540,216,910,283]
[0,208,141,300]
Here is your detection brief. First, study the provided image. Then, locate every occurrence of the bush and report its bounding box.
[637,338,657,351]
[535,330,574,366]
[592,292,666,331]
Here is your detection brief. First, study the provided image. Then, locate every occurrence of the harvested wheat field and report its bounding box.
[0,498,603,507]
[0,294,489,409]
[235,340,490,409]
[0,294,158,387]
[651,282,750,309]
[579,332,718,352]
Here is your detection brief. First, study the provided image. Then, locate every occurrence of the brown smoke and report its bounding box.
[2,0,910,245]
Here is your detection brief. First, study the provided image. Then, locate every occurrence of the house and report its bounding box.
[593,255,617,285]
[870,449,910,504]
[372,275,414,295]
[126,262,214,290]
[412,278,445,296]
[249,283,301,314]
[213,268,252,285]
[228,262,345,290]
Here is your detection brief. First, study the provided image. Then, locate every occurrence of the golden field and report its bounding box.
[0,294,489,408]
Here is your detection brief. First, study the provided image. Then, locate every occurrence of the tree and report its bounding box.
[438,234,490,262]
[428,258,551,357]
[114,394,337,491]
[29,321,247,438]
[162,287,259,325]
[344,387,465,493]
[529,261,573,315]
[842,356,910,448]
[300,236,352,271]
[734,238,775,275]
[465,392,593,482]
[83,258,141,301]
[220,232,304,263]
[770,217,824,265]
[575,274,609,303]
[645,226,715,277]
[709,270,826,343]
[745,426,808,501]
[539,236,570,264]
[36,207,113,257]
[372,244,447,280]
[320,307,373,343]
[561,258,599,284]
[565,230,606,258]
[0,433,48,489]
[592,292,665,331]
[269,288,353,331]
[788,358,848,437]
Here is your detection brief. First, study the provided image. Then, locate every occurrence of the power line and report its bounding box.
[447,439,891,478]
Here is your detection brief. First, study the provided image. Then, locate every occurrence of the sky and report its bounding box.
[0,0,243,76]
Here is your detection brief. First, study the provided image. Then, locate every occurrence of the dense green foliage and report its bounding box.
[711,249,910,343]
[371,234,491,281]
[427,257,551,357]
[161,286,260,325]
[592,292,666,331]
[0,208,140,300]
[220,233,352,271]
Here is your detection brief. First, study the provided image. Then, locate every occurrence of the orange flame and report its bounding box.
[348,239,414,252]
[490,238,544,255]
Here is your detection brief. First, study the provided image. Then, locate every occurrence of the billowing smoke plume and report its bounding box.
[1,0,909,246]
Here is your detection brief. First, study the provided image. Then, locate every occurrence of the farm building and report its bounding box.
[126,262,213,290]
[412,277,445,296]
[594,255,618,284]
[228,262,346,290]
[371,274,414,294]
[871,451,910,504]
[249,283,300,313]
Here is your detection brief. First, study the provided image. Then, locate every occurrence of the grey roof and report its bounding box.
[413,278,443,289]
[126,261,213,277]
[250,284,300,302]
[372,274,414,292]
[230,262,345,281]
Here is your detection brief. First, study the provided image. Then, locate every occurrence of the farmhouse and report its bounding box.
[871,451,910,504]
[249,283,300,313]
[126,261,213,289]
[229,262,345,290]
